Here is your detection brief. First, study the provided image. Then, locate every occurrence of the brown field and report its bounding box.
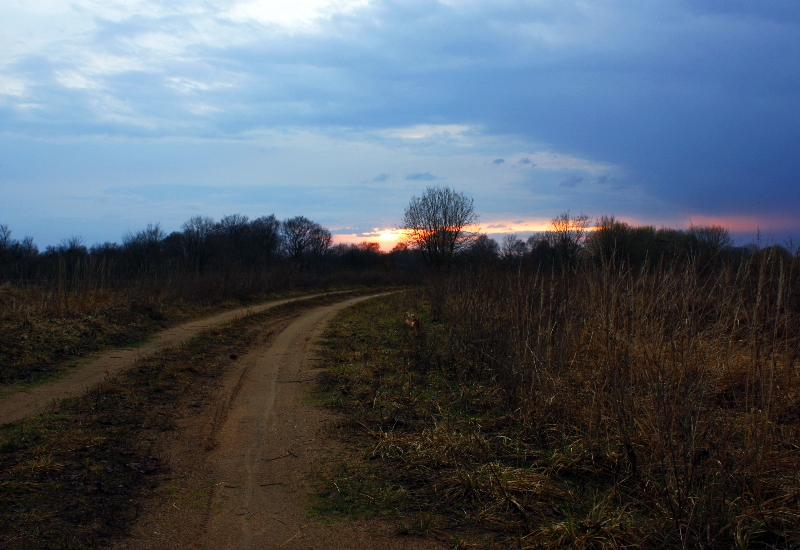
[318,248,800,548]
[2,216,799,548]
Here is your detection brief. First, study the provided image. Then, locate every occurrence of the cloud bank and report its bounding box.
[1,0,798,244]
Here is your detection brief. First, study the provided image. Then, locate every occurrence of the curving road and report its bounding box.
[0,293,342,425]
[115,294,440,550]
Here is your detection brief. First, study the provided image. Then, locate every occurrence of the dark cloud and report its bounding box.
[559,176,584,188]
[405,172,437,181]
[1,0,800,233]
[372,173,390,182]
[492,158,505,164]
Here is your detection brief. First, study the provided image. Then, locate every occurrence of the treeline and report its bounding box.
[463,213,796,270]
[0,214,417,283]
[3,211,796,287]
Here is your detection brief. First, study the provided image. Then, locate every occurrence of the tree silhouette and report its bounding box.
[400,186,479,270]
[281,216,331,260]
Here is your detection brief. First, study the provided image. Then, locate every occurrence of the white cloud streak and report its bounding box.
[0,75,27,96]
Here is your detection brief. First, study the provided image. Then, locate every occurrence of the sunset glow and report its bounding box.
[1,1,798,246]
[333,212,796,254]
[333,228,409,252]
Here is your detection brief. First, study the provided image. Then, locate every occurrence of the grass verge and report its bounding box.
[314,291,525,548]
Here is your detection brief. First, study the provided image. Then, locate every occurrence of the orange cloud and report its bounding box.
[604,214,797,235]
[332,228,409,252]
[334,221,553,252]
[681,214,797,233]
[481,218,553,235]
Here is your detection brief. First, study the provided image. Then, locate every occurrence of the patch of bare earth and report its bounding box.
[114,296,439,550]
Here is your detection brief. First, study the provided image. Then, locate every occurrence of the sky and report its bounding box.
[1,0,798,250]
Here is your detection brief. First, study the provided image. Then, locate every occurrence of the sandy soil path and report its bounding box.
[115,295,439,550]
[0,292,341,425]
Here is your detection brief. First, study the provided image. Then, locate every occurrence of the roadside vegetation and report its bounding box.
[0,214,415,387]
[316,188,800,548]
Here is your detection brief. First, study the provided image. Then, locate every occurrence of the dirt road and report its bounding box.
[0,293,341,425]
[115,295,438,550]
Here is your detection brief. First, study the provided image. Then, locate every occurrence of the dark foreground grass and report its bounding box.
[315,272,800,549]
[0,290,372,549]
[315,292,532,548]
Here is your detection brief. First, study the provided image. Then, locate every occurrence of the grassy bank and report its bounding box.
[0,290,371,549]
[0,279,379,388]
[316,253,800,548]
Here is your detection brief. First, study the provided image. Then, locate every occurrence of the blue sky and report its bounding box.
[1,0,798,248]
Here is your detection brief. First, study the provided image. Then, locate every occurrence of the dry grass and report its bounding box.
[0,269,378,386]
[317,251,800,548]
[0,282,188,386]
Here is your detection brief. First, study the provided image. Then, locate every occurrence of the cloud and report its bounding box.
[55,71,102,91]
[492,158,505,164]
[222,0,372,32]
[559,175,584,188]
[405,172,437,181]
[0,0,799,239]
[482,219,552,234]
[165,77,236,95]
[384,125,472,140]
[372,172,389,181]
[0,75,27,97]
[523,152,614,174]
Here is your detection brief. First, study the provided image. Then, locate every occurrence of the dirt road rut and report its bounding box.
[116,295,438,550]
[0,293,339,425]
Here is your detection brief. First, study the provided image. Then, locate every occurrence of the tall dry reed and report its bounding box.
[429,250,800,546]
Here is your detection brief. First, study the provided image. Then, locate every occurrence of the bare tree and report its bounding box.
[501,234,527,262]
[64,235,86,250]
[181,216,215,273]
[309,225,332,258]
[216,214,250,268]
[400,186,479,270]
[0,224,11,252]
[217,214,250,244]
[123,223,165,273]
[547,212,591,266]
[0,225,38,269]
[18,236,38,259]
[688,225,732,256]
[281,216,330,260]
[467,234,499,264]
[250,215,282,265]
